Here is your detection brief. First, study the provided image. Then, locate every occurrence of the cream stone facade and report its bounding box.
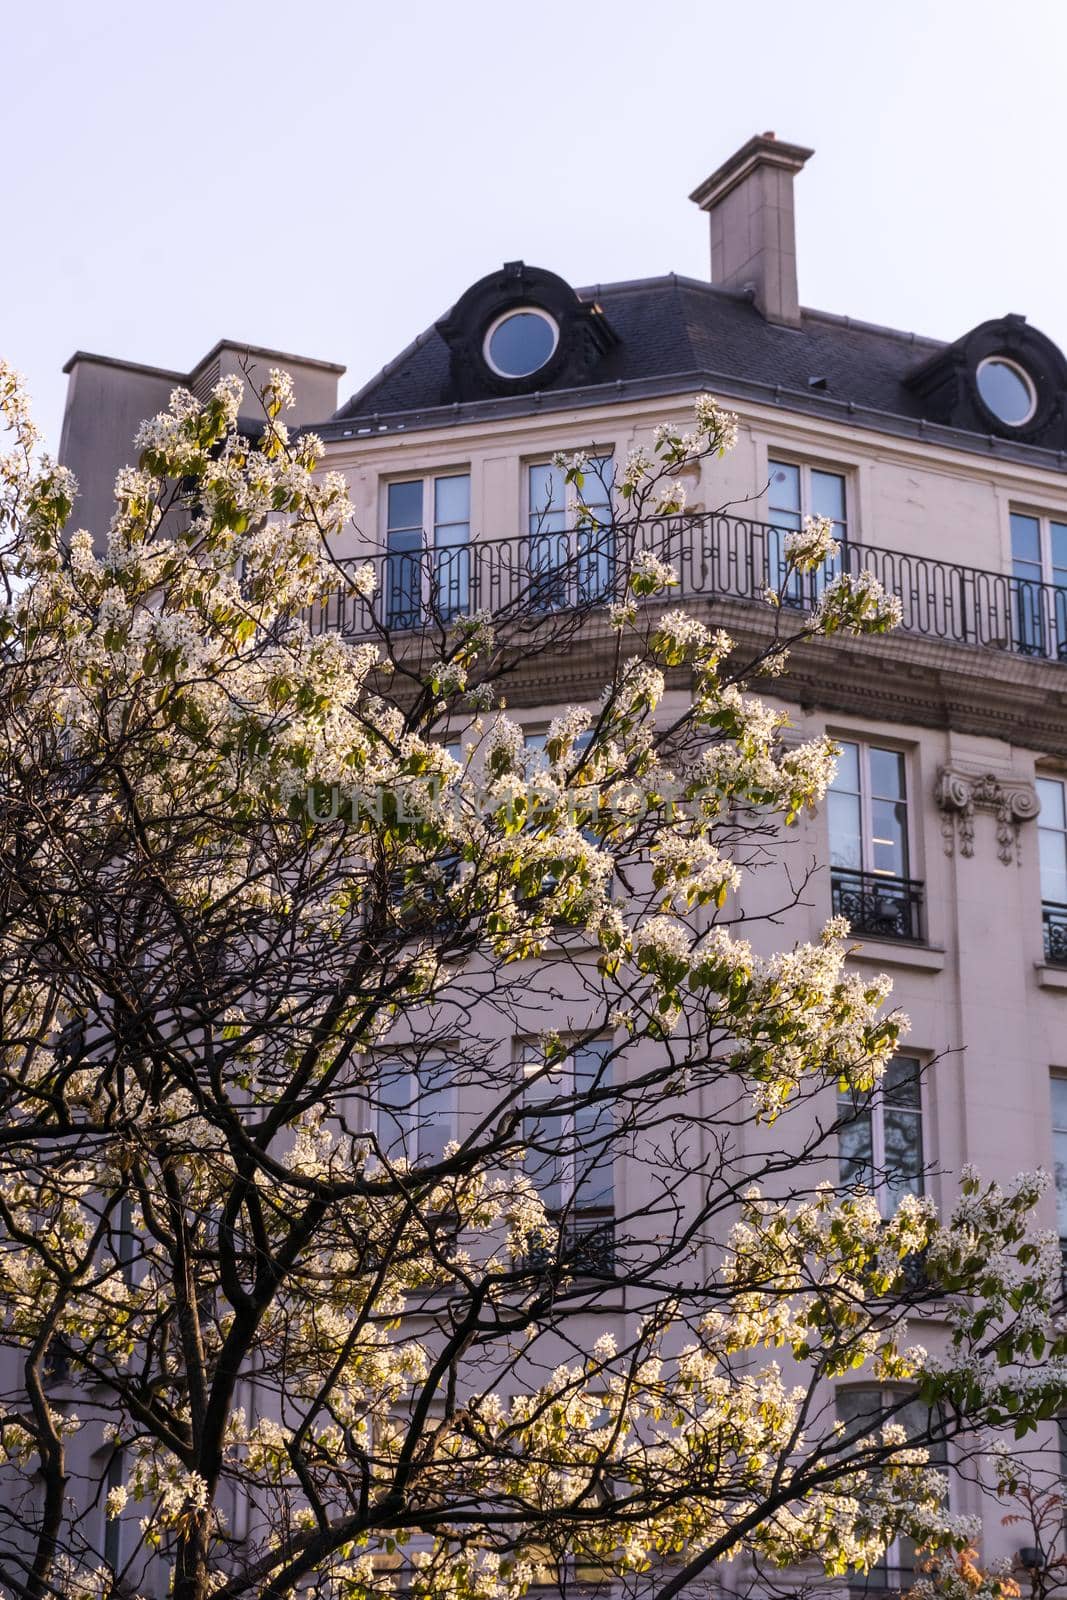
[51,132,1067,1592]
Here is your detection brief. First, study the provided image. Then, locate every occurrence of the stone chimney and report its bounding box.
[689,132,813,326]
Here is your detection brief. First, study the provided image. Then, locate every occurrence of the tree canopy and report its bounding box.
[0,362,1062,1600]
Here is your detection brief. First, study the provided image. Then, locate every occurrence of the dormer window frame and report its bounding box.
[483,307,560,380]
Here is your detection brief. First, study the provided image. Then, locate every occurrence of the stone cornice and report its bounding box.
[468,601,1067,759]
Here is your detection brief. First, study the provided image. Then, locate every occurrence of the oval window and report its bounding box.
[976,356,1037,426]
[483,309,559,379]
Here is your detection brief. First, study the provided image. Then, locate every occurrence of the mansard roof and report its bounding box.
[324,269,1067,470]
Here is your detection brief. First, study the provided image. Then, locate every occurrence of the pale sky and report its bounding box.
[4,0,1065,453]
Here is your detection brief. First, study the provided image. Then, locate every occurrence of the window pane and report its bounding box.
[811,469,846,526]
[432,477,470,615]
[529,463,566,528]
[414,1080,457,1167]
[378,1068,414,1161]
[831,740,861,795]
[1052,1076,1067,1132]
[580,455,615,517]
[487,311,557,377]
[385,528,423,627]
[768,460,801,516]
[979,360,1034,425]
[523,1053,567,1212]
[882,1106,923,1210]
[869,748,906,803]
[1010,512,1041,564]
[1051,522,1067,573]
[434,474,470,527]
[883,1056,921,1107]
[573,1041,614,1211]
[835,1385,882,1447]
[387,479,423,532]
[1056,1127,1067,1240]
[895,1395,947,1468]
[1038,777,1066,830]
[828,790,862,870]
[524,732,549,774]
[1053,1080,1067,1237]
[1039,827,1067,905]
[838,1099,874,1190]
[870,797,908,878]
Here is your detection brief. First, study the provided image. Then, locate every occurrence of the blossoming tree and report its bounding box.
[0,360,1063,1600]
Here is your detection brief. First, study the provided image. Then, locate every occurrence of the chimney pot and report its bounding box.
[689,133,813,326]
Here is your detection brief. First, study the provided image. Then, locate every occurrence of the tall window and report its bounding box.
[385,473,470,627]
[376,1059,458,1168]
[521,1037,614,1270]
[1010,511,1067,658]
[1051,1077,1067,1259]
[839,1055,924,1217]
[828,741,921,941]
[527,456,614,608]
[1037,776,1067,963]
[835,1386,947,1590]
[768,459,847,601]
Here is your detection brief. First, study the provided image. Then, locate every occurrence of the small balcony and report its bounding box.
[1043,901,1067,964]
[522,1209,615,1276]
[308,510,1067,667]
[831,868,925,943]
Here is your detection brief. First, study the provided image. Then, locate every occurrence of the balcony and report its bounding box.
[522,1209,615,1276]
[308,510,1067,664]
[831,868,924,943]
[1043,901,1067,964]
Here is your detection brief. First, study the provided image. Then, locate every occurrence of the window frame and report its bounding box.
[380,468,472,626]
[837,1053,926,1220]
[766,455,851,540]
[524,451,617,609]
[517,1036,616,1270]
[483,307,560,379]
[1050,1073,1067,1249]
[1008,507,1067,658]
[524,452,616,533]
[765,455,851,606]
[978,356,1037,427]
[835,1383,949,1590]
[826,736,923,943]
[828,737,914,883]
[371,1054,461,1171]
[1037,776,1067,966]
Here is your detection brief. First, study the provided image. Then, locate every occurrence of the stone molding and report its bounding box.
[934,764,1040,865]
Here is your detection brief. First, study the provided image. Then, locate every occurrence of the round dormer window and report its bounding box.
[976,356,1037,427]
[483,308,559,378]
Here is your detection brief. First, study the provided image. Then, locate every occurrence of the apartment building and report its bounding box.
[55,132,1067,1588]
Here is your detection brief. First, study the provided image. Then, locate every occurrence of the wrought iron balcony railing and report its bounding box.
[307,510,1067,663]
[522,1209,615,1276]
[1043,901,1067,964]
[831,868,925,943]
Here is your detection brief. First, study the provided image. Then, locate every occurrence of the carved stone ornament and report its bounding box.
[934,765,1040,865]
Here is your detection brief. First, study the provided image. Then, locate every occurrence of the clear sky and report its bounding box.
[4,0,1064,453]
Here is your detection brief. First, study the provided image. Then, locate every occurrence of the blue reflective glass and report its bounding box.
[812,469,846,525]
[768,460,801,515]
[1011,512,1041,564]
[387,480,423,531]
[487,311,557,377]
[434,474,469,526]
[1051,521,1067,574]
